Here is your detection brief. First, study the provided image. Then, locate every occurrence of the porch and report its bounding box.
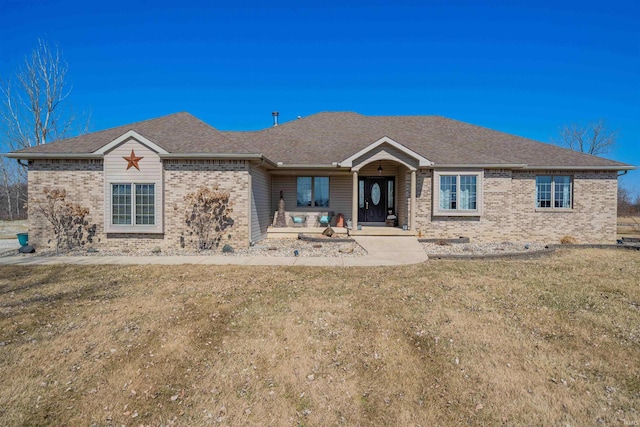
[263,136,430,242]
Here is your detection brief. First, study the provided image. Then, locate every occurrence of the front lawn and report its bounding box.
[0,249,638,425]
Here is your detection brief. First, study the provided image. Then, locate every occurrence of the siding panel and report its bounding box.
[250,165,272,243]
[103,138,163,233]
[271,174,353,224]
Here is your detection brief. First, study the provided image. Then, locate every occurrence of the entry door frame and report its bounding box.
[358,176,395,223]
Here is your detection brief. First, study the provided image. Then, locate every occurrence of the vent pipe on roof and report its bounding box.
[272,111,279,127]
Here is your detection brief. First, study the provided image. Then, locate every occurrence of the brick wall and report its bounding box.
[28,159,104,249]
[415,169,618,243]
[163,160,250,250]
[28,160,618,249]
[28,159,250,251]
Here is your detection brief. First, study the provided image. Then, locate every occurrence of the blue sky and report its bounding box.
[1,0,638,191]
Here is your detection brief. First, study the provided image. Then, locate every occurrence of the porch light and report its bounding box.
[378,164,383,175]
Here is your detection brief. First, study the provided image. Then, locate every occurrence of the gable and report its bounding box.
[341,136,432,171]
[103,136,164,234]
[103,136,162,177]
[95,130,168,155]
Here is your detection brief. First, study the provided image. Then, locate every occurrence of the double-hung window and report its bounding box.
[112,183,155,226]
[297,177,329,207]
[433,171,483,216]
[536,175,572,209]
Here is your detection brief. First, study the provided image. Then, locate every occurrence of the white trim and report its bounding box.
[94,130,169,155]
[105,181,163,234]
[535,174,573,210]
[432,170,484,217]
[340,136,432,168]
[352,155,417,172]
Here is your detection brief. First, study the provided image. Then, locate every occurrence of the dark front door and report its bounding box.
[358,177,387,222]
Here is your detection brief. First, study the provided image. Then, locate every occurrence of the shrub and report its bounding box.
[181,186,234,250]
[30,188,96,253]
[560,235,578,245]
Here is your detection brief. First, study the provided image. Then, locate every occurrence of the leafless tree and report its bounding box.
[0,158,18,220]
[556,120,618,156]
[0,39,88,220]
[618,185,640,217]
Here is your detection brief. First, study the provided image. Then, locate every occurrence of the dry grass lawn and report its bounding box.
[618,217,640,238]
[0,220,28,240]
[0,249,639,426]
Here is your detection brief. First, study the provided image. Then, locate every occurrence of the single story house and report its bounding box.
[6,112,634,250]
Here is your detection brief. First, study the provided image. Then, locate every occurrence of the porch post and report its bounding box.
[410,169,416,231]
[352,171,358,230]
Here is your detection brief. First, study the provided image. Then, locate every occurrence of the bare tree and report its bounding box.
[0,39,88,220]
[556,120,618,156]
[618,185,640,217]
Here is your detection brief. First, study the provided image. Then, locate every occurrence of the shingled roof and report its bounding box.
[8,111,632,169]
[224,113,629,168]
[11,112,251,155]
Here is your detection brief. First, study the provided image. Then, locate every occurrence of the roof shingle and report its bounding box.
[13,112,251,155]
[10,111,631,169]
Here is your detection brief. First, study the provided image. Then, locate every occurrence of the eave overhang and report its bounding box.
[521,165,636,171]
[431,164,527,169]
[158,153,278,167]
[274,162,350,169]
[430,164,635,171]
[3,152,103,160]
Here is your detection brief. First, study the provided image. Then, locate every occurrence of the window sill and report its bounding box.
[105,225,163,234]
[433,210,481,217]
[295,206,332,210]
[535,208,574,213]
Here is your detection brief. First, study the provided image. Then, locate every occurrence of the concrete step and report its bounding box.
[350,226,416,236]
[352,235,428,264]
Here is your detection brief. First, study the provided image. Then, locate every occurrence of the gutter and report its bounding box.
[430,164,635,171]
[3,152,103,160]
[429,164,528,169]
[521,165,636,171]
[158,153,278,167]
[3,151,278,168]
[275,162,350,169]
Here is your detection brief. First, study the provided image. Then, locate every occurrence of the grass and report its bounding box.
[0,249,639,426]
[618,216,640,238]
[0,220,27,239]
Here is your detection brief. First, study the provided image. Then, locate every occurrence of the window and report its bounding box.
[135,184,155,224]
[112,184,132,225]
[111,183,155,225]
[433,170,483,216]
[297,177,329,207]
[439,175,477,210]
[536,175,571,209]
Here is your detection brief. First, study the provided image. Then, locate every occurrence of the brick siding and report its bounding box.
[28,160,618,250]
[415,169,618,243]
[28,159,250,251]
